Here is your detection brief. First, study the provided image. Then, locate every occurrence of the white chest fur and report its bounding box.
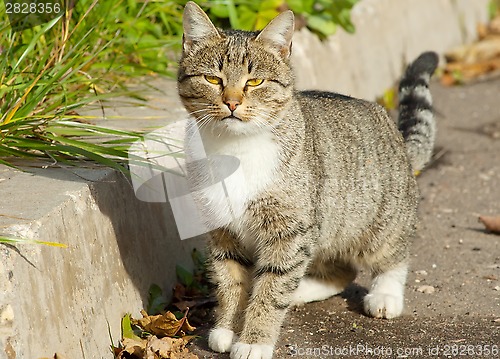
[184,120,280,231]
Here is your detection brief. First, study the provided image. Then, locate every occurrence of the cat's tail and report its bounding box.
[397,51,439,173]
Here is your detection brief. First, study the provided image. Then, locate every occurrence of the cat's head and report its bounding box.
[178,1,295,136]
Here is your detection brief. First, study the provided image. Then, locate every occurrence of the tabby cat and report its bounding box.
[178,2,438,358]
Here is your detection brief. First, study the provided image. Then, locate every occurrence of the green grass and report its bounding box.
[0,234,67,247]
[0,0,188,173]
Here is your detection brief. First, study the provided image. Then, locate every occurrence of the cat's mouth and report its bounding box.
[222,115,243,122]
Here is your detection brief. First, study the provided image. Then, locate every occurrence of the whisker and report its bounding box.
[251,109,293,154]
[188,108,211,116]
[185,113,214,147]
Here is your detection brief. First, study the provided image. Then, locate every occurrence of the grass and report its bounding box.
[0,0,187,173]
[0,234,67,247]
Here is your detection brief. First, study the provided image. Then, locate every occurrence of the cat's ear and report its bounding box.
[182,1,220,53]
[256,10,294,59]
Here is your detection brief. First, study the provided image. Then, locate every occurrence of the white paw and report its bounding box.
[230,342,274,359]
[208,328,235,353]
[364,292,403,319]
[364,263,407,319]
[291,277,343,305]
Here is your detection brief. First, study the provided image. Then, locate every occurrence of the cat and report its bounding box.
[178,2,438,359]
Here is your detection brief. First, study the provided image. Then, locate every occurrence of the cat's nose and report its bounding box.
[225,100,240,112]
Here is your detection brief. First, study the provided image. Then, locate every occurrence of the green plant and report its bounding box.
[205,0,359,38]
[0,234,67,247]
[0,0,185,172]
[489,0,500,19]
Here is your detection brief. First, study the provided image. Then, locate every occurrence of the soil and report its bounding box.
[188,78,500,358]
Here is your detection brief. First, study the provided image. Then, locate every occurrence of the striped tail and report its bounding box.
[398,51,439,173]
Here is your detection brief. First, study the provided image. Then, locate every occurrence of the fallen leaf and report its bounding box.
[133,310,195,338]
[441,14,500,85]
[119,337,147,358]
[112,345,123,357]
[489,15,500,35]
[376,86,397,111]
[440,72,459,86]
[478,22,489,39]
[478,215,500,234]
[147,337,180,357]
[445,38,500,64]
[119,335,199,359]
[122,336,198,359]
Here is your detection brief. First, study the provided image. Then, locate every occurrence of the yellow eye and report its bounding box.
[246,78,264,87]
[204,75,222,85]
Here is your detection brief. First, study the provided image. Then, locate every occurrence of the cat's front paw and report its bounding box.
[364,292,403,319]
[209,328,235,353]
[230,342,274,359]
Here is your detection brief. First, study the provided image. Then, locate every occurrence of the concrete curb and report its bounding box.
[0,169,200,358]
[0,0,490,357]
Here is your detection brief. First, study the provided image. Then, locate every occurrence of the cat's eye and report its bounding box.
[204,75,222,85]
[245,78,264,87]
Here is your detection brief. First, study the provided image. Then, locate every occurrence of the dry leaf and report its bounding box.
[118,337,147,358]
[119,335,199,359]
[146,337,181,358]
[478,22,489,39]
[146,336,198,359]
[442,14,500,85]
[479,215,500,234]
[118,309,198,359]
[489,15,500,35]
[440,72,458,86]
[133,310,195,338]
[445,38,500,64]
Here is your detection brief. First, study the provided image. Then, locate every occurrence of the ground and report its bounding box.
[187,78,500,358]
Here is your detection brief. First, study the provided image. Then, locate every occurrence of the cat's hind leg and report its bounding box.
[292,259,357,305]
[363,262,408,319]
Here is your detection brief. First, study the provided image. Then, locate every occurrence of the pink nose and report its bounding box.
[225,100,240,112]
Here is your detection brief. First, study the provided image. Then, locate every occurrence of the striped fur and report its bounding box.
[398,52,439,172]
[179,3,438,359]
